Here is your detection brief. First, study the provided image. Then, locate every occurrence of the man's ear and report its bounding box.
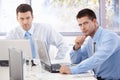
[16,16,18,21]
[93,18,97,23]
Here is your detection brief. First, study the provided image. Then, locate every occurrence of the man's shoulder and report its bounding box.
[33,23,52,29]
[103,28,116,35]
[8,26,20,32]
[101,28,119,41]
[33,22,52,26]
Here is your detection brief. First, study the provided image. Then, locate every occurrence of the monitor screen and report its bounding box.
[0,39,32,60]
[37,40,51,66]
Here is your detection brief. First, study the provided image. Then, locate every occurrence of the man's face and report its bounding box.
[17,11,33,31]
[77,16,97,37]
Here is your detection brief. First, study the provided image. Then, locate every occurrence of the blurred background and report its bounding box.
[0,0,120,44]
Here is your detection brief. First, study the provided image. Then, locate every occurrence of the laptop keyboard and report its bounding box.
[52,64,61,70]
[0,60,9,66]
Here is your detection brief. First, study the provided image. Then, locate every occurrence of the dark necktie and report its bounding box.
[92,40,96,55]
[25,32,36,59]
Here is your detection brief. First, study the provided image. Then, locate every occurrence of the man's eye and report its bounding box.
[79,24,82,26]
[20,18,24,20]
[27,17,30,19]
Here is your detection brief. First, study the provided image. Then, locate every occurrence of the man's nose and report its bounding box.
[23,19,28,24]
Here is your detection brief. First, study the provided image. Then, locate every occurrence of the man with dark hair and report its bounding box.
[6,4,68,66]
[60,8,120,80]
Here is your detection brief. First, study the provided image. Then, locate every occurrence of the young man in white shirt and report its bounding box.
[6,4,69,66]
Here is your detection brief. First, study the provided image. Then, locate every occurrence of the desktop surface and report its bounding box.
[0,64,97,80]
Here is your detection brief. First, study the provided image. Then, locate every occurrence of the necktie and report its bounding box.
[92,40,96,55]
[25,32,36,59]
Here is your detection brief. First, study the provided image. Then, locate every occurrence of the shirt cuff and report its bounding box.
[73,45,76,50]
[73,45,81,51]
[70,66,78,74]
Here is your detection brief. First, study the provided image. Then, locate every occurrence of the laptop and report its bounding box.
[0,39,32,66]
[37,40,62,73]
[9,48,24,80]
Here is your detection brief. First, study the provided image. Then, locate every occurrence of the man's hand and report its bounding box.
[59,65,71,74]
[74,36,86,50]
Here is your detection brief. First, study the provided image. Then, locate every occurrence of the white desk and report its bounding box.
[0,64,97,80]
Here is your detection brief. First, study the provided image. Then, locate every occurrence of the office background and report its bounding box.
[0,0,120,36]
[0,0,120,58]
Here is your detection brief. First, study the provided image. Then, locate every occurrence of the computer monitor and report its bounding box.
[0,39,32,61]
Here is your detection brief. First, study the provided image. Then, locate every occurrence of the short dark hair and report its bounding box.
[16,4,33,15]
[76,8,96,21]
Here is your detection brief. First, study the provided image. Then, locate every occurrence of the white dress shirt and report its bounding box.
[6,23,69,59]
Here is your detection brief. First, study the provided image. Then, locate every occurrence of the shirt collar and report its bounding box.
[93,27,103,42]
[28,24,34,35]
[20,24,34,38]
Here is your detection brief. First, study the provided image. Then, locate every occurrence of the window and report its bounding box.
[0,0,30,33]
[0,0,119,39]
[31,0,99,32]
[105,0,120,31]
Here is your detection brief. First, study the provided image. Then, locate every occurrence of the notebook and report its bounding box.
[0,39,32,65]
[9,48,24,80]
[36,40,63,73]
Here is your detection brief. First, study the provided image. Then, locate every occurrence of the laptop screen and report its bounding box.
[0,39,32,60]
[37,40,51,66]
